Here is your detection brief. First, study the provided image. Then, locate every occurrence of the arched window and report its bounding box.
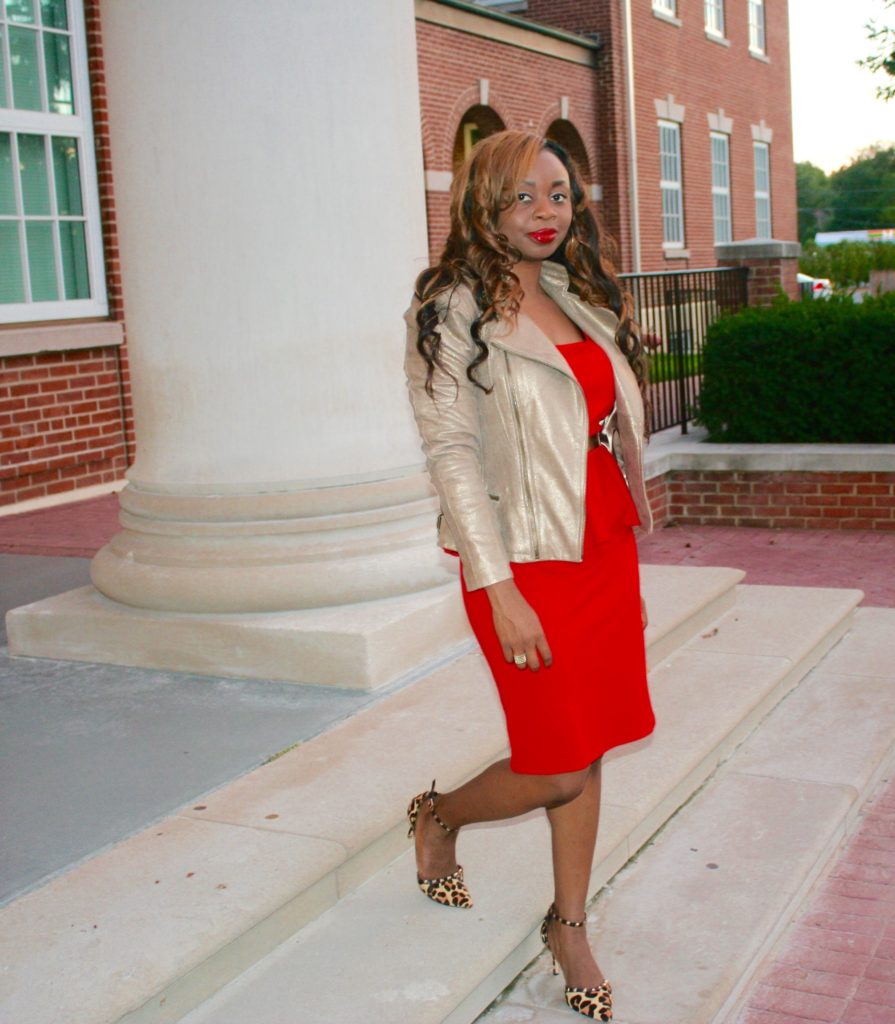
[545,119,593,186]
[452,105,505,171]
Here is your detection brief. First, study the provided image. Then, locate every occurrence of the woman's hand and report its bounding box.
[485,578,553,672]
[641,595,648,631]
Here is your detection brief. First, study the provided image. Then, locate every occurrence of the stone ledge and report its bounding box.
[644,425,895,478]
[715,239,800,260]
[0,321,124,358]
[5,581,474,690]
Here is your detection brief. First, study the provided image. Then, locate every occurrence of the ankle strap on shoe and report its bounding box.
[548,903,586,928]
[426,780,456,834]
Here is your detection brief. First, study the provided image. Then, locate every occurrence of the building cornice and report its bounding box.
[415,0,600,66]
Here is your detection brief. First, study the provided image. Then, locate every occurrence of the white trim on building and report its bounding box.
[0,0,107,324]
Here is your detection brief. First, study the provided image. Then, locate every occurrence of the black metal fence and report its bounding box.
[619,266,749,434]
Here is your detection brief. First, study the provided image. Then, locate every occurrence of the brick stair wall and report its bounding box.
[652,470,895,531]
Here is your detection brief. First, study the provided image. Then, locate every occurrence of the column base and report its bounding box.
[5,580,472,691]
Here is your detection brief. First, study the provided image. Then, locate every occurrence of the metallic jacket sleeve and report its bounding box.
[403,290,513,592]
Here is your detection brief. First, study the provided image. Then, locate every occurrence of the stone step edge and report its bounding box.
[262,566,745,916]
[131,588,861,1024]
[197,566,744,927]
[710,740,895,1024]
[443,595,864,1024]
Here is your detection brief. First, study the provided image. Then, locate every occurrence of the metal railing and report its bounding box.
[619,266,749,434]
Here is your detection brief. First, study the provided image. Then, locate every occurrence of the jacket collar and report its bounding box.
[484,260,626,381]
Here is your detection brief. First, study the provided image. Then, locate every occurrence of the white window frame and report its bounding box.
[659,120,685,248]
[753,141,772,239]
[710,132,731,244]
[748,0,766,54]
[704,0,725,36]
[653,0,677,16]
[0,0,107,324]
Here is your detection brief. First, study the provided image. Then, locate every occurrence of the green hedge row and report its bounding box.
[696,293,895,443]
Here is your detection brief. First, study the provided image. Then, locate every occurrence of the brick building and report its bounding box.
[420,0,797,269]
[1,0,131,508]
[1,0,798,509]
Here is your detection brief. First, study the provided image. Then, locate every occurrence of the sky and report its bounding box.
[788,0,895,172]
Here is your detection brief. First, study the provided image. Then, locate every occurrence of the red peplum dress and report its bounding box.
[457,337,656,775]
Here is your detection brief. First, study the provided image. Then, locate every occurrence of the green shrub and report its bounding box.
[695,293,895,442]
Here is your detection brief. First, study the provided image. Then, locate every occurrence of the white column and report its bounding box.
[7,0,470,688]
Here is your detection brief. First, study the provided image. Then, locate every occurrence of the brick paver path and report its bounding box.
[2,496,895,607]
[735,774,895,1024]
[0,493,120,557]
[638,523,895,608]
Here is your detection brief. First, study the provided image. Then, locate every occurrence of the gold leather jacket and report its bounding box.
[404,260,652,591]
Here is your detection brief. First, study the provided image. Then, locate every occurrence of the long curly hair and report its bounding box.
[414,129,649,422]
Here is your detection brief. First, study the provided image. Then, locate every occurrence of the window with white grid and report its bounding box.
[0,0,107,323]
[659,121,684,246]
[711,133,731,244]
[753,141,771,238]
[705,0,724,36]
[748,0,766,53]
[653,0,676,16]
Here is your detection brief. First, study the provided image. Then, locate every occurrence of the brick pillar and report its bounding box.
[716,240,801,306]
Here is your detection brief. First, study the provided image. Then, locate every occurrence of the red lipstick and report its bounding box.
[527,229,558,244]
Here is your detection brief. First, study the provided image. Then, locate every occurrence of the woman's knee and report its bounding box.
[543,768,589,806]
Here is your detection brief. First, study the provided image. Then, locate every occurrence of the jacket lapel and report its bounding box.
[483,261,633,387]
[538,262,644,404]
[483,308,573,377]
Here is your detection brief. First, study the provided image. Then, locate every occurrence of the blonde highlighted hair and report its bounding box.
[414,129,649,422]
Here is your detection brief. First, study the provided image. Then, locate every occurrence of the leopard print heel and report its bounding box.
[406,780,473,909]
[540,904,613,1021]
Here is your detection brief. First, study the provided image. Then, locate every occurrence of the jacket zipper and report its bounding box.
[503,350,540,558]
[575,381,587,556]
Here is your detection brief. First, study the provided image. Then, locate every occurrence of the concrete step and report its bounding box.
[477,606,895,1024]
[167,582,862,1024]
[0,563,743,1024]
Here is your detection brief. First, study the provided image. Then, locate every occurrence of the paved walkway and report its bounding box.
[0,491,120,557]
[2,492,894,606]
[2,491,894,1021]
[735,773,895,1024]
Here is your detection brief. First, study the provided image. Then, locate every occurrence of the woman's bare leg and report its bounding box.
[413,757,588,880]
[544,759,605,988]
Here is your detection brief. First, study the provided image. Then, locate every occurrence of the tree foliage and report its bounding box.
[800,240,895,289]
[796,162,833,243]
[796,145,895,243]
[828,146,895,229]
[859,0,895,100]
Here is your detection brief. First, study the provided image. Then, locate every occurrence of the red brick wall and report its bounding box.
[0,348,129,505]
[527,1,634,267]
[530,0,798,271]
[85,0,133,458]
[631,0,797,271]
[650,470,895,531]
[415,19,605,264]
[646,473,670,527]
[718,254,799,304]
[1,0,132,508]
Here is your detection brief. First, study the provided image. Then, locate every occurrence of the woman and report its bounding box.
[402,130,655,1022]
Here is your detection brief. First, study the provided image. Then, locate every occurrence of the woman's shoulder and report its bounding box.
[404,277,479,327]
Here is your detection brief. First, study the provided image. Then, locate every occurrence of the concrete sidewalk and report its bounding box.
[1,488,894,1023]
[2,491,894,907]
